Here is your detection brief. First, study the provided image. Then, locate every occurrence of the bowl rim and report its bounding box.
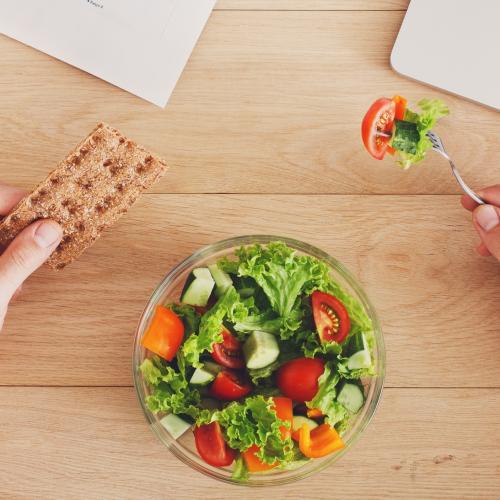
[132,235,385,487]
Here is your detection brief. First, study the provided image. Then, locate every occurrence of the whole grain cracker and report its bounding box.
[0,123,168,269]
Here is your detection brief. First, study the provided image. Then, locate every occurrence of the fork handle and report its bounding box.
[448,159,485,205]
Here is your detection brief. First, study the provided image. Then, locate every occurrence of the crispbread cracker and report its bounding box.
[0,123,168,269]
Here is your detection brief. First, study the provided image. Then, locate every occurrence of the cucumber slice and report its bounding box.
[190,366,215,385]
[242,331,280,369]
[391,119,420,154]
[189,361,222,385]
[180,267,215,307]
[160,414,191,439]
[192,268,213,280]
[337,383,364,414]
[347,332,372,370]
[292,416,318,434]
[208,263,233,297]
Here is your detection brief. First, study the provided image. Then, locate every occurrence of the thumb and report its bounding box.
[0,220,62,309]
[472,205,500,260]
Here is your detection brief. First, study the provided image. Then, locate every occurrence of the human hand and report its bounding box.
[0,184,62,330]
[461,185,500,261]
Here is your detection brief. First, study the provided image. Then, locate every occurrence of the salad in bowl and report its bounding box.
[133,236,384,485]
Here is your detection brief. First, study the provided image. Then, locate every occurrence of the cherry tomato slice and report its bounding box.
[194,422,236,467]
[210,369,252,401]
[141,305,184,361]
[311,291,351,344]
[361,97,395,160]
[276,358,325,402]
[211,328,245,369]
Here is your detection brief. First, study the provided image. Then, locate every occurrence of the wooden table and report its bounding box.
[1,1,499,498]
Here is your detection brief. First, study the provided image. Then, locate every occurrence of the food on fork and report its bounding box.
[361,96,449,168]
[0,123,167,269]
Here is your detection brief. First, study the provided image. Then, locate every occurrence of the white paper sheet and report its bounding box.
[0,0,216,107]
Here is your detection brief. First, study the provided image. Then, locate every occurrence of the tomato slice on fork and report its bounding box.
[361,97,396,160]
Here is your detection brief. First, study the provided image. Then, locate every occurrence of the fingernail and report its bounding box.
[475,205,499,232]
[34,221,62,248]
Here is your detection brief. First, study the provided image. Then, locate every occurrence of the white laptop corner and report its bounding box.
[391,0,500,111]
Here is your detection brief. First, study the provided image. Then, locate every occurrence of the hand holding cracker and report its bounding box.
[0,123,167,269]
[0,123,167,331]
[0,184,62,331]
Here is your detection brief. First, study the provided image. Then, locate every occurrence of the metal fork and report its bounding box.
[425,130,485,205]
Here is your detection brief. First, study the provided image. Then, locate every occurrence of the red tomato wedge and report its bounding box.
[194,422,236,467]
[141,305,184,361]
[311,291,351,344]
[242,397,293,472]
[361,97,396,160]
[276,358,325,402]
[211,328,245,369]
[210,369,252,401]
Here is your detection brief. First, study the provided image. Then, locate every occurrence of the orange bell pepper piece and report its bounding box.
[298,423,345,459]
[141,305,184,361]
[273,396,293,440]
[242,397,293,472]
[392,95,407,120]
[291,419,318,442]
[307,408,323,419]
[242,444,277,472]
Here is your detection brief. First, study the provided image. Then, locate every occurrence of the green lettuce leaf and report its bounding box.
[299,330,342,358]
[140,357,206,420]
[277,444,311,470]
[167,303,200,337]
[231,242,342,341]
[182,286,249,368]
[247,360,281,385]
[231,456,249,482]
[307,362,348,428]
[235,242,331,319]
[233,311,282,336]
[397,98,449,169]
[211,396,294,465]
[216,256,240,275]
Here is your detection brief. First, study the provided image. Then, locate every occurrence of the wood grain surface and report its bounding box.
[1,11,499,195]
[0,387,498,499]
[0,0,499,498]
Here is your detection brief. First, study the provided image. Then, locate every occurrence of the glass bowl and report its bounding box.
[133,235,385,486]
